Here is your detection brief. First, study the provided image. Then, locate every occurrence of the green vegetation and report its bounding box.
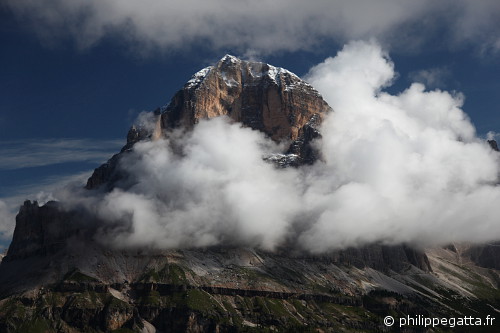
[106,294,132,310]
[42,291,65,308]
[16,317,53,333]
[222,299,243,326]
[463,270,500,300]
[2,264,500,333]
[308,282,332,294]
[321,301,377,321]
[255,297,287,317]
[139,289,162,306]
[138,263,188,284]
[0,297,28,319]
[168,263,187,284]
[186,289,223,313]
[138,268,161,282]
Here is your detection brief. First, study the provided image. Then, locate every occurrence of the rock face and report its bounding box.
[488,139,499,151]
[161,55,329,142]
[5,201,71,261]
[86,55,330,189]
[464,242,500,270]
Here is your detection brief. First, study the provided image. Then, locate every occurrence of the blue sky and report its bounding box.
[1,0,500,249]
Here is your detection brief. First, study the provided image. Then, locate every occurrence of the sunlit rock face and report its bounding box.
[161,54,330,142]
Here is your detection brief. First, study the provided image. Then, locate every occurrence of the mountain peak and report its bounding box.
[86,56,331,189]
[185,66,212,89]
[163,55,330,138]
[219,54,240,64]
[184,55,306,93]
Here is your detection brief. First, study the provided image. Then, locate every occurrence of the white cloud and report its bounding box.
[487,131,499,141]
[5,0,500,54]
[74,119,302,250]
[0,138,123,170]
[301,41,500,251]
[65,42,500,252]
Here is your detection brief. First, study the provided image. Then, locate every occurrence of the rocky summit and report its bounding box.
[1,56,500,332]
[86,55,330,190]
[161,54,329,142]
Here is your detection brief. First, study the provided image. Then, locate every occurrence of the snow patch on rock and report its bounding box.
[221,71,239,88]
[264,153,300,168]
[186,66,212,89]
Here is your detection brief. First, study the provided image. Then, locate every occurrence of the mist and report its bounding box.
[0,200,15,244]
[88,120,303,250]
[55,40,500,253]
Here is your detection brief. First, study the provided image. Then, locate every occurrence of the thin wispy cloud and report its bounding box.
[0,138,123,170]
[5,0,500,55]
[0,201,14,246]
[408,67,452,89]
[0,137,121,244]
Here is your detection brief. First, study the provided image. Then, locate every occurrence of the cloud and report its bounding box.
[302,40,500,251]
[0,137,120,243]
[5,0,500,55]
[0,200,15,244]
[487,131,499,141]
[67,119,302,250]
[0,138,123,170]
[0,136,119,245]
[62,42,500,253]
[408,67,451,89]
